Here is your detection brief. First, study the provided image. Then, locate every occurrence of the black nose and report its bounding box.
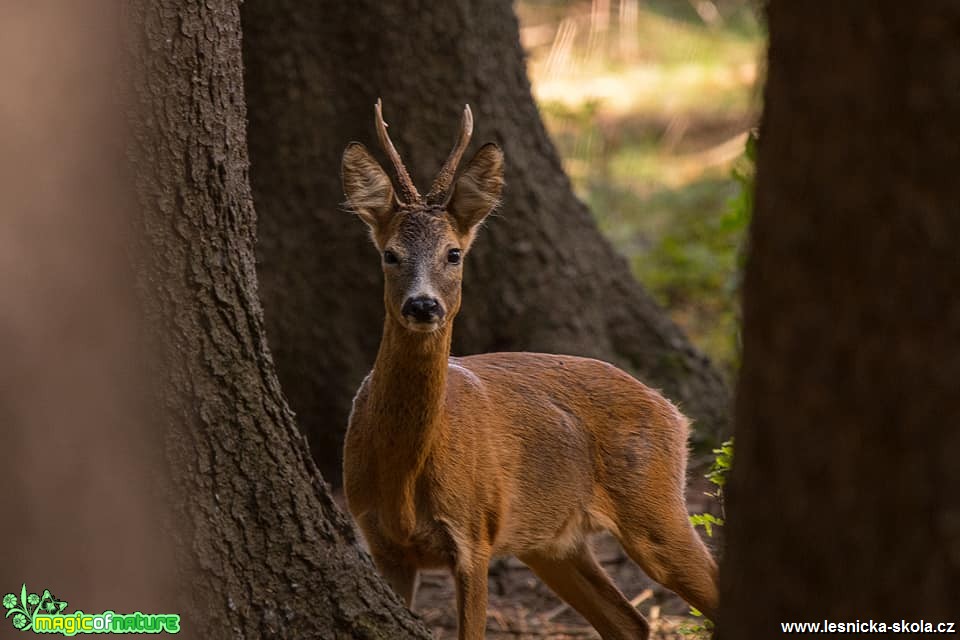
[402,296,443,323]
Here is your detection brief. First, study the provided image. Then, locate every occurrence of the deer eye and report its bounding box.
[447,248,462,265]
[383,250,399,265]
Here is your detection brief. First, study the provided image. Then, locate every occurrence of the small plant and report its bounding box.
[680,607,714,637]
[681,437,734,637]
[689,437,733,537]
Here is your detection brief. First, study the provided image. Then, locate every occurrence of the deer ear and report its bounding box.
[342,142,396,231]
[448,143,504,248]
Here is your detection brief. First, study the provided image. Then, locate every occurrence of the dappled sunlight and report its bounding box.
[520,0,764,377]
[533,62,757,116]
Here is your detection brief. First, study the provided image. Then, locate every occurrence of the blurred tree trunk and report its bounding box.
[126,1,431,637]
[721,2,960,635]
[242,0,730,483]
[0,2,167,613]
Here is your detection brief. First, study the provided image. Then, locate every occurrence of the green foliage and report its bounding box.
[531,0,763,384]
[690,437,734,536]
[631,131,756,380]
[688,512,724,538]
[545,117,758,383]
[717,130,757,369]
[705,437,735,491]
[721,130,757,239]
[680,607,715,637]
[681,437,734,635]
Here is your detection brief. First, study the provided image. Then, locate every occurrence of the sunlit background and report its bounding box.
[520,0,764,379]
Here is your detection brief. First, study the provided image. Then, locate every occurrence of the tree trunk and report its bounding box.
[721,2,960,635]
[126,2,431,637]
[242,0,731,483]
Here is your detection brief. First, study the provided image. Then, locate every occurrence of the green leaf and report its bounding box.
[689,514,717,536]
[745,129,758,162]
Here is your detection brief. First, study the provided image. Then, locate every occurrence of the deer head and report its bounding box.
[342,100,504,333]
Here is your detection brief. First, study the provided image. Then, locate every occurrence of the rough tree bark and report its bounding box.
[126,2,431,637]
[721,2,960,635]
[242,0,730,483]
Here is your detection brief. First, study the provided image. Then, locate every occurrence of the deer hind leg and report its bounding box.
[521,544,650,640]
[615,501,719,621]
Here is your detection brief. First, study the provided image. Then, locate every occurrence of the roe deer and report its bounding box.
[341,100,718,640]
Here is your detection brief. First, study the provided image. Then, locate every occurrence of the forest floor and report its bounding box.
[418,533,701,640]
[335,464,720,640]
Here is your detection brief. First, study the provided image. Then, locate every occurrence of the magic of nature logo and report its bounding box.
[3,585,180,635]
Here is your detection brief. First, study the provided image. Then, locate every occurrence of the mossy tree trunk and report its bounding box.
[126,1,431,637]
[721,2,960,635]
[241,0,731,484]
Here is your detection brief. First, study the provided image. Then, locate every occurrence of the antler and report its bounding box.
[426,104,474,205]
[375,98,421,203]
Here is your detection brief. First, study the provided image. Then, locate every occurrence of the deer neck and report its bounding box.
[367,314,452,538]
[370,316,452,428]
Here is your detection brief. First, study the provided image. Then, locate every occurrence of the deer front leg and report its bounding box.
[371,551,419,608]
[359,518,421,607]
[453,550,491,640]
